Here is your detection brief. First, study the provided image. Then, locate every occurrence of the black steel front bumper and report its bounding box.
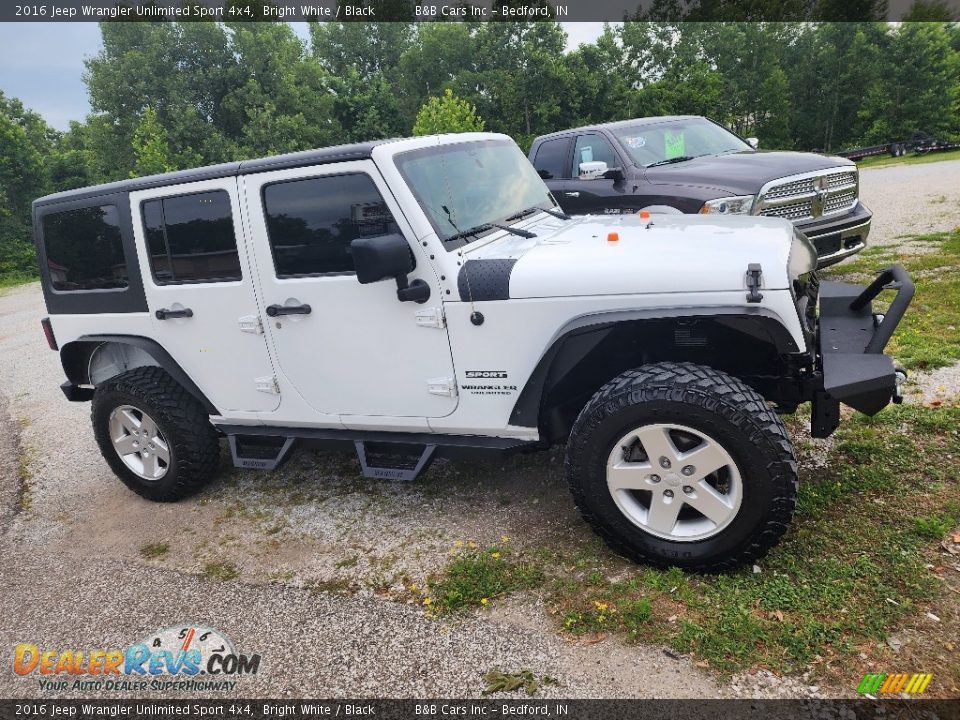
[811,265,914,437]
[798,203,872,268]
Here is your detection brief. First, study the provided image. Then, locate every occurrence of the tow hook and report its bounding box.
[893,365,907,404]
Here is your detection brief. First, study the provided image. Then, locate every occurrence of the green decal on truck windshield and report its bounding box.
[664,130,685,159]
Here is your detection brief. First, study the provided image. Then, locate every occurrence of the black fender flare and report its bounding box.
[509,307,803,429]
[60,334,218,415]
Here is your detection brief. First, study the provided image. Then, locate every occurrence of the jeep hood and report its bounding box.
[463,214,800,299]
[644,150,854,195]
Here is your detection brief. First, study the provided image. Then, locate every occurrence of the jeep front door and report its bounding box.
[130,178,280,413]
[244,161,458,422]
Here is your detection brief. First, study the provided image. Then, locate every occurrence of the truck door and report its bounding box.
[243,161,458,422]
[130,178,280,413]
[564,133,632,215]
[530,136,572,206]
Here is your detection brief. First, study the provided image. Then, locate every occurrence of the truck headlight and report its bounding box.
[699,195,755,215]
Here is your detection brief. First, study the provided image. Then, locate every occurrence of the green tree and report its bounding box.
[412,89,485,135]
[0,93,51,276]
[131,107,174,177]
[399,23,477,121]
[859,22,960,143]
[223,22,342,156]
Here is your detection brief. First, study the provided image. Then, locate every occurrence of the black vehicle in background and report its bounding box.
[529,116,871,267]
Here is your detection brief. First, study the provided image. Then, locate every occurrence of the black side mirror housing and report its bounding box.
[349,234,430,304]
[605,167,626,181]
[350,234,413,284]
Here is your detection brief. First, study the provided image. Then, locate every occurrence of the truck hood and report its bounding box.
[645,150,854,195]
[463,214,801,300]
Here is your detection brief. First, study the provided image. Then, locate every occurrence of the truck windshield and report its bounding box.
[394,139,555,251]
[612,118,752,168]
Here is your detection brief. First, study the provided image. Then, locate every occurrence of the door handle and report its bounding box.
[564,191,580,198]
[155,307,193,320]
[266,303,312,317]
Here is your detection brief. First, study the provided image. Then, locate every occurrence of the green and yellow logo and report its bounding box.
[857,672,933,695]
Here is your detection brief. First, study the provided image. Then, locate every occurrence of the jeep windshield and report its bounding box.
[394,139,556,251]
[612,117,752,168]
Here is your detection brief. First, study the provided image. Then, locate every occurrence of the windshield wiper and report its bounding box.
[444,222,494,243]
[441,204,538,243]
[541,206,571,220]
[445,222,536,243]
[646,155,698,168]
[508,205,571,222]
[505,207,541,221]
[490,222,536,239]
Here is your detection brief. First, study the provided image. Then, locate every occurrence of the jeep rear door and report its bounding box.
[129,178,280,413]
[243,161,458,423]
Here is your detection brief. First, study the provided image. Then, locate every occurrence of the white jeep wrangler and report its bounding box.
[32,133,913,571]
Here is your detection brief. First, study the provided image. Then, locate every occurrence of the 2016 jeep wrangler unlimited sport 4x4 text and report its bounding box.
[32,133,912,571]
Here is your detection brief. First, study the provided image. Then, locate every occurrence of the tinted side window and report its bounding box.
[263,174,400,277]
[532,138,570,180]
[42,205,128,291]
[571,134,620,177]
[142,190,240,284]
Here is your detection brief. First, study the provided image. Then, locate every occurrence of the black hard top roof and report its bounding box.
[533,116,700,142]
[34,139,394,208]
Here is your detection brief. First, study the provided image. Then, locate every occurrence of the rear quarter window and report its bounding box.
[41,205,128,291]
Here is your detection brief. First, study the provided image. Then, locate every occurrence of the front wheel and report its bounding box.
[565,362,798,572]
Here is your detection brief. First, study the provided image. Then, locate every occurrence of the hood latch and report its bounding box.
[746,264,764,303]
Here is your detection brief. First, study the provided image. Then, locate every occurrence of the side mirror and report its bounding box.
[350,234,430,303]
[604,166,625,181]
[578,160,608,180]
[746,137,759,149]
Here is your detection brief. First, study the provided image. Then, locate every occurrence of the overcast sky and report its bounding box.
[0,22,608,131]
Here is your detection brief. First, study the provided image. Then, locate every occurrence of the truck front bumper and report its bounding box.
[811,265,914,437]
[797,202,872,268]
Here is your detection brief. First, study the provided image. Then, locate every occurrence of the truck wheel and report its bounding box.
[565,362,797,572]
[91,367,219,502]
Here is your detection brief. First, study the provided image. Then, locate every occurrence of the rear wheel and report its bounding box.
[565,362,797,572]
[92,367,219,502]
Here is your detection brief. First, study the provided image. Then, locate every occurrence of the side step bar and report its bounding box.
[227,435,296,471]
[222,425,536,481]
[355,441,436,481]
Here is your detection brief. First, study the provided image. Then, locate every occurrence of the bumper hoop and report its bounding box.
[814,264,914,423]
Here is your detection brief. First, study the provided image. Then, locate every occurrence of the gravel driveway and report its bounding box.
[859,158,960,245]
[1,158,958,701]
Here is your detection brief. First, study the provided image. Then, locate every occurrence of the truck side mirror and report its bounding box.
[349,234,430,304]
[578,161,608,180]
[746,137,759,149]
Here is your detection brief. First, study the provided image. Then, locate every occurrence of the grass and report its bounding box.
[821,229,960,371]
[139,542,170,559]
[854,148,960,169]
[200,561,240,581]
[483,669,558,696]
[424,404,959,689]
[424,545,544,614]
[0,271,36,292]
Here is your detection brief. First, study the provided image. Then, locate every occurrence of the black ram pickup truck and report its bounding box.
[529,116,871,267]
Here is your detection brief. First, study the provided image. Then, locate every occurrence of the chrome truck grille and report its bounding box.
[757,169,858,223]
